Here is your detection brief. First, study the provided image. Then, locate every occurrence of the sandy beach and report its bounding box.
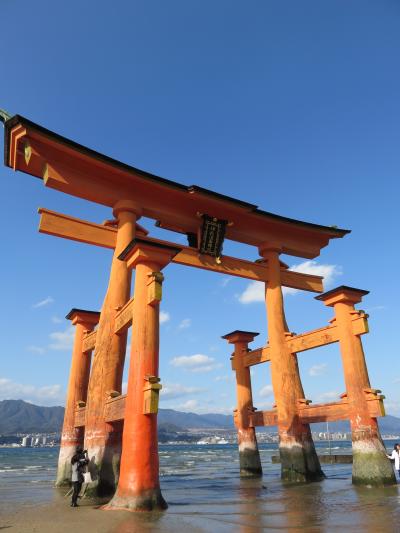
[2,445,400,532]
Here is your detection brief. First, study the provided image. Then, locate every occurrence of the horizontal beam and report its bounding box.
[38,208,117,249]
[104,394,126,422]
[249,395,385,427]
[114,298,134,334]
[37,210,324,293]
[82,330,97,354]
[240,313,369,368]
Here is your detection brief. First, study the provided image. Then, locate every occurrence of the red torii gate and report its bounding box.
[1,112,394,512]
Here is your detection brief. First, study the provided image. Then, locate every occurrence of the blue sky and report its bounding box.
[0,1,399,418]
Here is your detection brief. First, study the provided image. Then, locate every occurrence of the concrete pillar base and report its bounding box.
[238,429,262,478]
[239,450,263,478]
[280,437,325,483]
[55,443,79,487]
[104,488,168,512]
[352,436,396,486]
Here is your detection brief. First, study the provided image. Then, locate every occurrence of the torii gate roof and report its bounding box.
[3,114,349,258]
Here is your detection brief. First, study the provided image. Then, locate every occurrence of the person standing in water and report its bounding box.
[387,443,400,480]
[70,447,89,507]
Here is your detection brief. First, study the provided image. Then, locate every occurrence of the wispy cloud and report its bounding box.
[178,318,191,330]
[259,384,274,398]
[238,261,342,303]
[161,383,206,400]
[0,377,64,406]
[309,363,328,377]
[177,399,200,411]
[160,311,170,324]
[170,354,222,373]
[51,316,63,324]
[316,391,341,402]
[27,345,46,355]
[49,327,74,351]
[214,374,232,382]
[32,296,54,309]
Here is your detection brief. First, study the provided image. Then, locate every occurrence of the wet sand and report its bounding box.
[2,475,400,533]
[2,446,400,532]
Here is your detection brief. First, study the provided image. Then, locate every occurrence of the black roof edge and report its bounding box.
[221,330,260,339]
[3,115,350,237]
[254,208,351,237]
[315,285,369,301]
[118,237,182,261]
[188,185,258,210]
[3,114,188,193]
[65,308,101,320]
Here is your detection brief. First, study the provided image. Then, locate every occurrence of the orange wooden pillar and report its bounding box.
[105,238,181,511]
[316,286,395,486]
[84,200,140,497]
[260,243,324,482]
[56,309,99,486]
[222,330,262,478]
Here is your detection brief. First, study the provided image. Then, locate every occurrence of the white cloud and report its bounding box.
[176,399,199,411]
[220,277,232,287]
[27,345,46,355]
[238,261,342,303]
[317,391,341,402]
[178,318,191,330]
[32,296,54,309]
[49,327,75,351]
[122,382,128,394]
[238,281,264,304]
[51,316,63,324]
[215,374,232,382]
[283,261,341,296]
[171,399,234,415]
[0,377,64,406]
[309,363,328,377]
[170,354,222,373]
[383,401,400,416]
[259,384,274,398]
[161,383,205,400]
[255,400,274,410]
[160,311,170,324]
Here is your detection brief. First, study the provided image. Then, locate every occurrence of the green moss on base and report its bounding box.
[280,444,325,483]
[239,449,263,478]
[352,450,396,486]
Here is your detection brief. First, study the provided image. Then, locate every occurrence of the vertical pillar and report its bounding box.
[260,243,324,482]
[316,286,395,486]
[222,330,262,478]
[84,199,141,497]
[105,239,181,511]
[56,309,100,486]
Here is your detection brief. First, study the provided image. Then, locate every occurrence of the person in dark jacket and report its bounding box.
[70,447,89,507]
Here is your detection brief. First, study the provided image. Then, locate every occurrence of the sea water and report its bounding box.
[1,442,399,531]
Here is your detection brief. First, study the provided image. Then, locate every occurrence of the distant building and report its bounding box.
[21,436,32,447]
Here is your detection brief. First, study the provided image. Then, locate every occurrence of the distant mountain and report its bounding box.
[1,399,399,436]
[310,415,400,435]
[0,400,64,434]
[158,409,233,429]
[0,400,233,435]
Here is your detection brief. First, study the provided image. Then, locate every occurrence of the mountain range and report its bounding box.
[1,399,400,436]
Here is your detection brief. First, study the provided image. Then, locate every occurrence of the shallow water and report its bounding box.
[1,442,399,532]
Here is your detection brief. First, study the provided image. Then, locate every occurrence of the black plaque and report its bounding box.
[199,214,227,257]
